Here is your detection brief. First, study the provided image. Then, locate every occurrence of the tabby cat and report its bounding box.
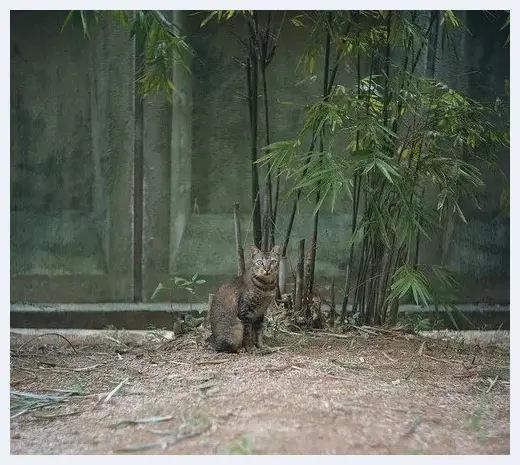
[209,244,281,353]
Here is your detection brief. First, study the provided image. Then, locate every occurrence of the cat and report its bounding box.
[209,244,281,353]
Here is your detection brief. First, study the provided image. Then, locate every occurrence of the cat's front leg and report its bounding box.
[252,315,265,349]
[238,296,254,351]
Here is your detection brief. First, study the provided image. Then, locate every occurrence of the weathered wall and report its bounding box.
[173,12,357,289]
[173,11,509,303]
[446,11,510,302]
[11,11,135,301]
[141,10,194,300]
[189,12,353,215]
[11,11,97,276]
[10,10,509,305]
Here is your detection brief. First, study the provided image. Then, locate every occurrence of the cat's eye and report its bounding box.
[255,260,262,265]
[270,260,278,265]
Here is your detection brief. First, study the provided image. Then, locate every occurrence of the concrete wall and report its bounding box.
[173,12,357,292]
[446,11,510,302]
[172,11,509,303]
[10,11,509,305]
[141,11,194,300]
[11,11,135,301]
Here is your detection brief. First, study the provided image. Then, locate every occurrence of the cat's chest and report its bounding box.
[246,289,274,316]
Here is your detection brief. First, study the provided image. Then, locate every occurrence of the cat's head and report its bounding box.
[248,244,281,278]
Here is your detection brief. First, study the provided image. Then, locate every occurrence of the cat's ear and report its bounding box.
[248,245,261,259]
[270,244,281,256]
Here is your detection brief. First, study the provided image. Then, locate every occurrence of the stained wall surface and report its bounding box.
[10,11,509,304]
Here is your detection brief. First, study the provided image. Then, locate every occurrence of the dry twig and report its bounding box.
[310,330,353,340]
[110,415,174,429]
[114,441,166,453]
[72,363,105,372]
[291,364,352,381]
[16,333,77,354]
[196,359,229,365]
[101,377,129,404]
[423,354,459,364]
[348,325,379,336]
[382,351,397,362]
[486,375,499,393]
[418,341,426,356]
[11,376,36,386]
[33,410,82,419]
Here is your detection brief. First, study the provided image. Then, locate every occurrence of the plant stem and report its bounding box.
[329,278,336,325]
[246,17,262,249]
[294,239,305,314]
[281,138,317,257]
[256,12,275,250]
[233,203,245,276]
[341,50,373,323]
[305,13,333,308]
[261,62,274,249]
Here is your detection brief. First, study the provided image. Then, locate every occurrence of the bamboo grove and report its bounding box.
[64,10,510,327]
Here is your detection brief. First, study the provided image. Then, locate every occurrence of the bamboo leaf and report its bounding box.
[200,11,219,27]
[375,158,400,184]
[79,11,89,38]
[454,202,467,223]
[445,307,460,330]
[346,222,368,249]
[150,282,165,300]
[390,265,432,307]
[291,15,305,27]
[61,10,76,32]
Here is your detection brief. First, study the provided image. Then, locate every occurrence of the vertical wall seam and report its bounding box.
[133,28,145,302]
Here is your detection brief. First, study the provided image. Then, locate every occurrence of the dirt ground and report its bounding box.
[10,327,510,455]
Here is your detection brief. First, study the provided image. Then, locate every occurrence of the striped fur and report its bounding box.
[209,244,281,353]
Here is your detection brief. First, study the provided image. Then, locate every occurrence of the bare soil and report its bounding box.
[10,327,510,455]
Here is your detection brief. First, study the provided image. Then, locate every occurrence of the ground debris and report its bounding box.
[10,328,510,455]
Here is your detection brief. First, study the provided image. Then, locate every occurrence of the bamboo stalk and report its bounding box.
[294,239,305,314]
[340,176,361,322]
[281,137,317,257]
[278,255,288,296]
[329,278,336,326]
[282,15,346,260]
[233,203,245,277]
[292,271,297,311]
[303,245,312,320]
[388,247,405,326]
[206,293,214,326]
[246,27,262,249]
[341,51,373,324]
[262,188,270,252]
[261,64,275,250]
[306,205,319,303]
[304,13,333,313]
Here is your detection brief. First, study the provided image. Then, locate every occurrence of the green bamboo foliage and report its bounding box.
[258,10,508,326]
[61,10,194,101]
[62,10,508,325]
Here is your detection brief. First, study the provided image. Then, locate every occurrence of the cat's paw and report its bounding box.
[244,344,259,354]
